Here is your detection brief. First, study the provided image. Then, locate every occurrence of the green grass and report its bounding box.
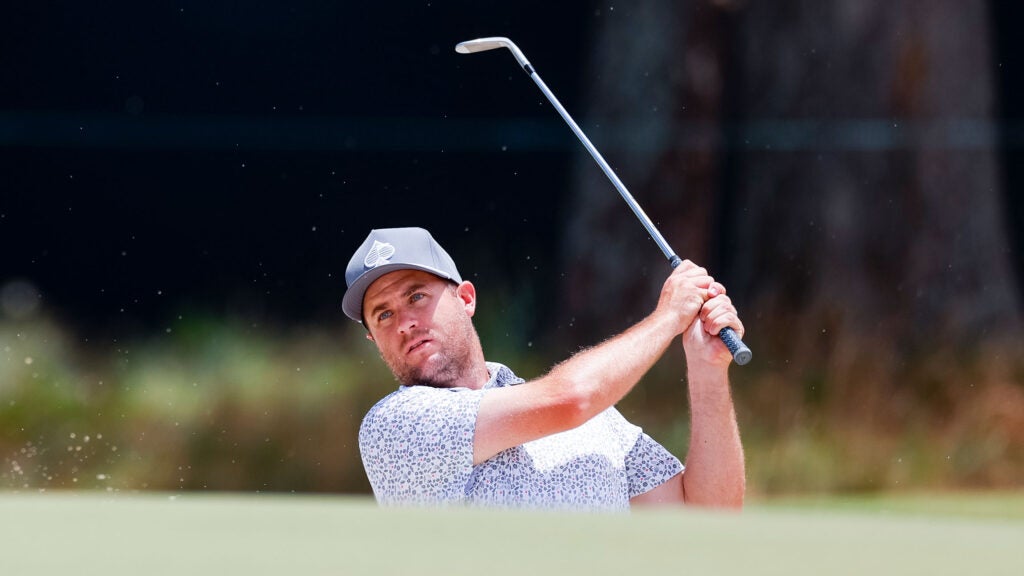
[0,491,1020,575]
[756,490,1024,520]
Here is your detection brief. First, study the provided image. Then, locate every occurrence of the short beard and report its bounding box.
[385,309,480,389]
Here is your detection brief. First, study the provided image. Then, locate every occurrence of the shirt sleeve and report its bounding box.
[624,432,685,498]
[358,385,484,506]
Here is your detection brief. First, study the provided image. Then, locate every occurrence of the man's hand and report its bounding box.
[655,260,716,335]
[683,281,745,368]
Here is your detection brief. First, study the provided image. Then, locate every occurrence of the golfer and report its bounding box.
[344,227,745,511]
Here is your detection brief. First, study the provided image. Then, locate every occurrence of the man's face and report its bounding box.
[362,269,480,388]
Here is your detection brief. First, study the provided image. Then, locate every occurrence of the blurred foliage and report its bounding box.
[0,315,388,494]
[1,312,1022,497]
[619,320,1024,497]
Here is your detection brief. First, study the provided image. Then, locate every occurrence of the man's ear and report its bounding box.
[365,330,375,342]
[455,281,477,317]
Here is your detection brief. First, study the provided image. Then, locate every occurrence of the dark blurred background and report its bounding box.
[1,1,1021,496]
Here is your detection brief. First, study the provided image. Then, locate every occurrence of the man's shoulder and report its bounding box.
[360,384,481,430]
[371,383,472,406]
[359,361,520,435]
[362,385,436,420]
[358,384,484,464]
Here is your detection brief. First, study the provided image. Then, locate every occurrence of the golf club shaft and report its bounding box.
[522,62,753,365]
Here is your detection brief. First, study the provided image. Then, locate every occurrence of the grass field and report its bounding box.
[1,491,1020,575]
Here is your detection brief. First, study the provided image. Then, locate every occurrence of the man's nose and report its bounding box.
[396,309,418,334]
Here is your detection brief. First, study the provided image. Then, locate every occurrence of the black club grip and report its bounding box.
[669,256,752,365]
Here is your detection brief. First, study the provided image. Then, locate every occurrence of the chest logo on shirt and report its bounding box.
[364,240,396,269]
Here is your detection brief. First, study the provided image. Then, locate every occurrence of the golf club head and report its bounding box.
[455,37,530,70]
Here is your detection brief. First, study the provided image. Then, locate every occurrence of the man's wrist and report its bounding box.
[685,361,731,395]
[687,362,727,379]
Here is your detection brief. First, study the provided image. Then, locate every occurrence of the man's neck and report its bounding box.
[460,358,491,390]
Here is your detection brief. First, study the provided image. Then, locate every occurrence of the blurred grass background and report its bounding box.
[2,310,1020,498]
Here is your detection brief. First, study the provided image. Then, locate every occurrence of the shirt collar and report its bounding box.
[483,361,525,389]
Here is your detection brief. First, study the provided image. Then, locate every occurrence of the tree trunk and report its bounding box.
[559,0,1021,362]
[559,0,732,340]
[730,0,1019,358]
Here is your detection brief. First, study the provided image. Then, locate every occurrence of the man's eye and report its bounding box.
[410,293,425,303]
[377,310,393,322]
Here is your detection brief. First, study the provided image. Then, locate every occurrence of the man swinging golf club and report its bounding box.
[344,227,745,510]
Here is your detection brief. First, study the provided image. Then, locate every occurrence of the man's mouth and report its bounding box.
[407,338,432,355]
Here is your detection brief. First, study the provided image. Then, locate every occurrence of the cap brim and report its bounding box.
[342,263,457,322]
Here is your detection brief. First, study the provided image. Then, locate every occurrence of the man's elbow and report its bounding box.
[542,375,596,430]
[714,490,745,510]
[685,492,745,510]
[562,383,597,430]
[682,475,746,510]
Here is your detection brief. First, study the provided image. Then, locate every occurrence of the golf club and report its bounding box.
[456,36,752,365]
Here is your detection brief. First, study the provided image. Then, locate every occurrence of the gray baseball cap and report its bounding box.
[342,227,462,322]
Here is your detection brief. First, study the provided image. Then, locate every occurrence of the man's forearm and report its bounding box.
[680,365,745,507]
[543,311,679,424]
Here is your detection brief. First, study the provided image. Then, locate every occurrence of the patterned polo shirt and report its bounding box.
[358,362,683,511]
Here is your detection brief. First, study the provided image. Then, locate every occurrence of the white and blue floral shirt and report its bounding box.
[358,362,683,511]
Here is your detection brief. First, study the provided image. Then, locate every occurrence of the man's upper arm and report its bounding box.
[473,381,582,465]
[625,430,686,506]
[630,472,685,505]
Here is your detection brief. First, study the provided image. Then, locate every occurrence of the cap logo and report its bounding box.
[363,240,396,269]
